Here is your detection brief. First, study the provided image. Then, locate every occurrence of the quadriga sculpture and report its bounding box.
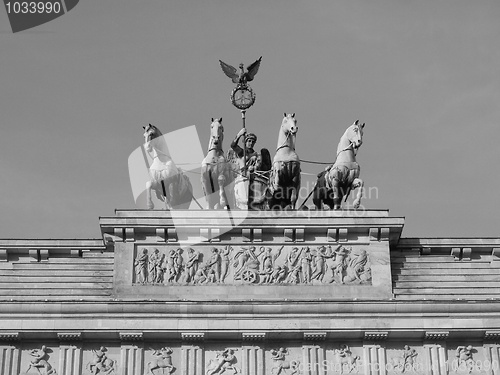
[143,124,193,209]
[313,120,365,210]
[201,118,234,209]
[268,113,301,210]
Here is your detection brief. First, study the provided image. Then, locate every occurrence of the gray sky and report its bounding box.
[1,0,499,239]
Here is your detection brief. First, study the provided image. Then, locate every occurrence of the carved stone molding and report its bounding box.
[181,332,205,342]
[114,228,124,241]
[57,332,82,341]
[491,248,500,268]
[303,332,327,341]
[156,228,166,242]
[364,331,388,341]
[132,245,372,286]
[242,332,266,341]
[119,332,143,341]
[0,332,19,341]
[425,331,449,341]
[338,228,348,242]
[420,247,431,255]
[451,248,461,260]
[167,228,177,242]
[484,331,500,340]
[125,228,135,242]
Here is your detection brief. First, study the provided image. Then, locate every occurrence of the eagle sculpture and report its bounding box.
[219,57,262,85]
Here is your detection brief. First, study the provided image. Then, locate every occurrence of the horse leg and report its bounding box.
[351,178,363,209]
[218,174,227,209]
[147,362,156,375]
[146,180,155,209]
[332,183,341,210]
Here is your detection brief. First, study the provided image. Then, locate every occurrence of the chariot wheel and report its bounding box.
[241,269,258,284]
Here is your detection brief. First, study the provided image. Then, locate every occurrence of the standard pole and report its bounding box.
[241,109,247,174]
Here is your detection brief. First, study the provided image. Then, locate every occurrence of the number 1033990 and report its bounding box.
[5,1,62,14]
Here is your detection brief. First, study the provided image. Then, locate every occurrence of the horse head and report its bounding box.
[209,118,224,152]
[143,123,162,143]
[344,120,365,151]
[281,113,298,136]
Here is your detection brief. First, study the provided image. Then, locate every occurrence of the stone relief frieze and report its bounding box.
[205,348,240,375]
[22,346,57,375]
[133,245,372,286]
[454,345,475,374]
[146,347,175,375]
[335,344,359,375]
[270,348,300,375]
[86,346,116,375]
[389,345,418,373]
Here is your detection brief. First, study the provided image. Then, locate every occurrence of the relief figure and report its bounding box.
[206,349,239,375]
[335,344,359,375]
[135,248,149,284]
[165,248,183,283]
[24,345,57,375]
[220,246,231,283]
[270,348,299,375]
[146,347,175,375]
[148,249,164,283]
[233,246,264,283]
[184,248,200,283]
[391,345,418,373]
[87,346,116,375]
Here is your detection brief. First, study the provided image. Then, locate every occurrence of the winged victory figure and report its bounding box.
[219,57,262,86]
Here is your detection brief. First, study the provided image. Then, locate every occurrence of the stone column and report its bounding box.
[241,333,266,375]
[241,346,265,375]
[362,345,387,375]
[484,344,500,375]
[181,345,204,375]
[0,344,21,375]
[302,345,326,375]
[181,333,205,375]
[120,333,144,375]
[57,333,83,375]
[363,332,388,375]
[423,332,448,375]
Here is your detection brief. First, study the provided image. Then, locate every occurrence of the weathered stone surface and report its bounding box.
[1,210,500,375]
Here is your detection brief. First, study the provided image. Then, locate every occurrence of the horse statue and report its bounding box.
[201,118,234,209]
[143,124,193,210]
[268,114,301,210]
[313,120,365,210]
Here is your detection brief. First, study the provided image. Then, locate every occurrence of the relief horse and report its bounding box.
[268,113,301,210]
[146,348,175,375]
[201,118,234,209]
[313,120,365,210]
[143,124,193,209]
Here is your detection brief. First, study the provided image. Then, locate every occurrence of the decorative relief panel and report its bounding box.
[205,348,240,375]
[21,345,58,375]
[145,347,174,375]
[85,346,117,375]
[2,342,498,375]
[269,347,301,375]
[133,245,372,286]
